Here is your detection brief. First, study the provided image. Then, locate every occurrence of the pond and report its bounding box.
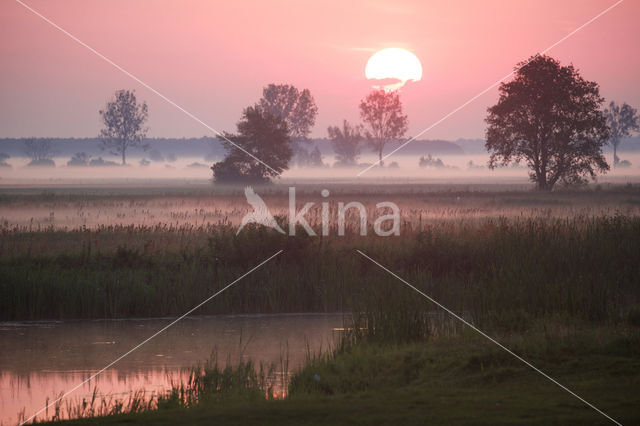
[0,313,345,425]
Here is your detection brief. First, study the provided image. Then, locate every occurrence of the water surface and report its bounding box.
[0,313,344,425]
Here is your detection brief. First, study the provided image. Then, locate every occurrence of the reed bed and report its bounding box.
[21,356,279,424]
[1,212,639,333]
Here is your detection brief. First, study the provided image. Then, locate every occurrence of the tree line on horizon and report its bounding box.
[3,54,639,190]
[211,54,639,189]
[210,83,411,182]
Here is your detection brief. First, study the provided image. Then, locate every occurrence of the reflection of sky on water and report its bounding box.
[0,314,343,425]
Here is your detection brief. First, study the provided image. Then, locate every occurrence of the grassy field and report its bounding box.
[1,183,640,231]
[3,183,640,424]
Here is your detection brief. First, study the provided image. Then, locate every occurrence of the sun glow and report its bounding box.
[365,48,423,91]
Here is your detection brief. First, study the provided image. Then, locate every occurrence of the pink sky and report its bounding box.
[1,0,638,140]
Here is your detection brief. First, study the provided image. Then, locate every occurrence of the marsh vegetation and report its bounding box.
[2,183,639,424]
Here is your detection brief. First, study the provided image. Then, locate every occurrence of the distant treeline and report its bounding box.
[0,137,222,160]
[2,136,640,162]
[0,137,490,160]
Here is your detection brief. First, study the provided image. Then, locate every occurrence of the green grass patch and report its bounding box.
[45,329,640,425]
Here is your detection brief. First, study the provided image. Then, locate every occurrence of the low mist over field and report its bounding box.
[1,183,639,235]
[2,139,640,185]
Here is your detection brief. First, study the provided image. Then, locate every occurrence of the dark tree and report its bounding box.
[603,101,639,166]
[211,105,292,183]
[327,120,363,166]
[23,138,55,166]
[259,84,318,139]
[259,84,318,166]
[359,90,408,166]
[99,90,149,165]
[485,55,610,190]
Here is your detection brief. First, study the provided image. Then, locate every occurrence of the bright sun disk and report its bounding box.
[365,48,423,91]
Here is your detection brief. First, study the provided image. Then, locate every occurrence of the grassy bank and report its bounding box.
[42,326,640,425]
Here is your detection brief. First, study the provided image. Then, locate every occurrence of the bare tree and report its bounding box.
[603,101,639,166]
[359,90,408,166]
[99,90,149,165]
[328,120,363,166]
[23,138,54,166]
[485,55,609,190]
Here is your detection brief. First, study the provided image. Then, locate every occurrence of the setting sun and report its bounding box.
[365,48,423,91]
